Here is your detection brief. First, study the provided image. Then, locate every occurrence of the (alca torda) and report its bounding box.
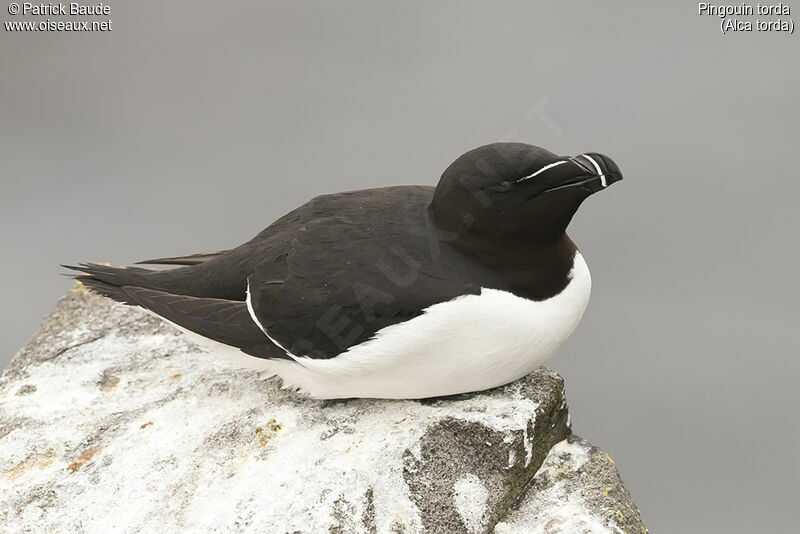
[64,143,623,399]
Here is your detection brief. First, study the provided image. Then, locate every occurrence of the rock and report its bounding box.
[0,289,646,533]
[495,436,648,534]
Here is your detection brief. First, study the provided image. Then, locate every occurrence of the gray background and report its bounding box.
[2,1,798,531]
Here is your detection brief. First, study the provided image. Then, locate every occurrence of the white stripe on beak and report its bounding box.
[579,154,607,187]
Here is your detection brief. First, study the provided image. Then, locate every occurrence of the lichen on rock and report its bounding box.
[495,435,648,534]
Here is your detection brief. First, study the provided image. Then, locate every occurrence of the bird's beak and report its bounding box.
[519,152,623,197]
[568,153,623,194]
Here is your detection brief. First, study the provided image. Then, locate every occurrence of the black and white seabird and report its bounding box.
[65,143,622,399]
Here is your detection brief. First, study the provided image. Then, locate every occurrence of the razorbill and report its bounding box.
[65,143,622,399]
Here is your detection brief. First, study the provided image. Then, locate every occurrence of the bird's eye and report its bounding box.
[490,181,514,193]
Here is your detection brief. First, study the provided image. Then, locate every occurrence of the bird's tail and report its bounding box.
[61,263,283,361]
[62,263,157,307]
[135,250,229,266]
[63,251,249,302]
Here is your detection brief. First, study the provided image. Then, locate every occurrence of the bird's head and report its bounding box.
[431,142,622,244]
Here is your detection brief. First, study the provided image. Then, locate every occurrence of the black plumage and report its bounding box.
[65,143,622,363]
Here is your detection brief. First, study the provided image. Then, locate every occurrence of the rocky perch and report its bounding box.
[0,290,647,533]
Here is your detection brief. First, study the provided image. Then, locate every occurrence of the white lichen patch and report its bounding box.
[494,439,623,534]
[550,437,591,471]
[453,474,489,534]
[507,447,516,469]
[0,295,555,534]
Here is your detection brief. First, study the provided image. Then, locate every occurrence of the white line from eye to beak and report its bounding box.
[516,160,569,182]
[579,154,607,187]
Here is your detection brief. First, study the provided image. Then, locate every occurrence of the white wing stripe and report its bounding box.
[246,280,299,359]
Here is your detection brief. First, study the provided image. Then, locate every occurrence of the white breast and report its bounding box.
[255,252,592,399]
